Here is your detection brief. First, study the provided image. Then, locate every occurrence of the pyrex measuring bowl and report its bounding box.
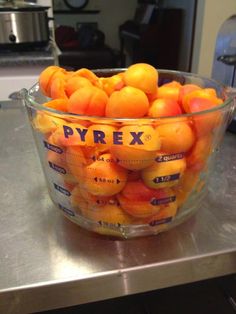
[22,69,235,238]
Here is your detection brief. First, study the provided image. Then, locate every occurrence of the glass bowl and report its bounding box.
[21,69,235,238]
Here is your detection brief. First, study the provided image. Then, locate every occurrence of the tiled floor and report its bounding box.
[38,274,236,314]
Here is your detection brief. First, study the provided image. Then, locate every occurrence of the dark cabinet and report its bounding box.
[119,8,183,70]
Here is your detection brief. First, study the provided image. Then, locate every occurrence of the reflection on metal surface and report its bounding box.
[212,15,236,86]
[0,103,236,313]
[49,238,94,279]
[211,15,236,131]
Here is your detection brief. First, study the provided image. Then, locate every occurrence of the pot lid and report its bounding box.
[0,0,49,11]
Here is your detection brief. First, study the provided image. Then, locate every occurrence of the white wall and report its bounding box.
[191,0,236,77]
[53,0,137,50]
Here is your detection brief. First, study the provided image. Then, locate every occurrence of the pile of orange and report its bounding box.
[33,63,224,231]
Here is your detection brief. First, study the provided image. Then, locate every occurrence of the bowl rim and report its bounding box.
[22,68,234,121]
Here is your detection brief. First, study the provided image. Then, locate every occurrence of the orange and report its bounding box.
[182,89,222,113]
[50,77,68,100]
[82,153,128,196]
[99,73,125,96]
[141,155,186,189]
[68,85,108,116]
[105,86,149,118]
[156,121,195,153]
[157,85,180,102]
[124,63,158,94]
[39,66,62,96]
[72,68,99,86]
[65,76,92,97]
[43,99,68,112]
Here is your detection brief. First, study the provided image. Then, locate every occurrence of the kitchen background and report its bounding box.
[53,0,195,72]
[1,0,236,102]
[51,0,236,77]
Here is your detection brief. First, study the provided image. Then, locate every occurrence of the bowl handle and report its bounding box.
[8,91,23,101]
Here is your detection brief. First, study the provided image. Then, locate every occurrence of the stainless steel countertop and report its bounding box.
[0,102,236,314]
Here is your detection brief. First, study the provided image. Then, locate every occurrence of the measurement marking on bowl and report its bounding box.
[149,217,172,227]
[53,183,71,196]
[91,155,116,163]
[94,177,122,184]
[150,195,176,206]
[48,161,66,174]
[43,141,63,154]
[155,153,185,163]
[117,158,154,164]
[98,220,121,230]
[153,173,180,183]
[58,203,75,216]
